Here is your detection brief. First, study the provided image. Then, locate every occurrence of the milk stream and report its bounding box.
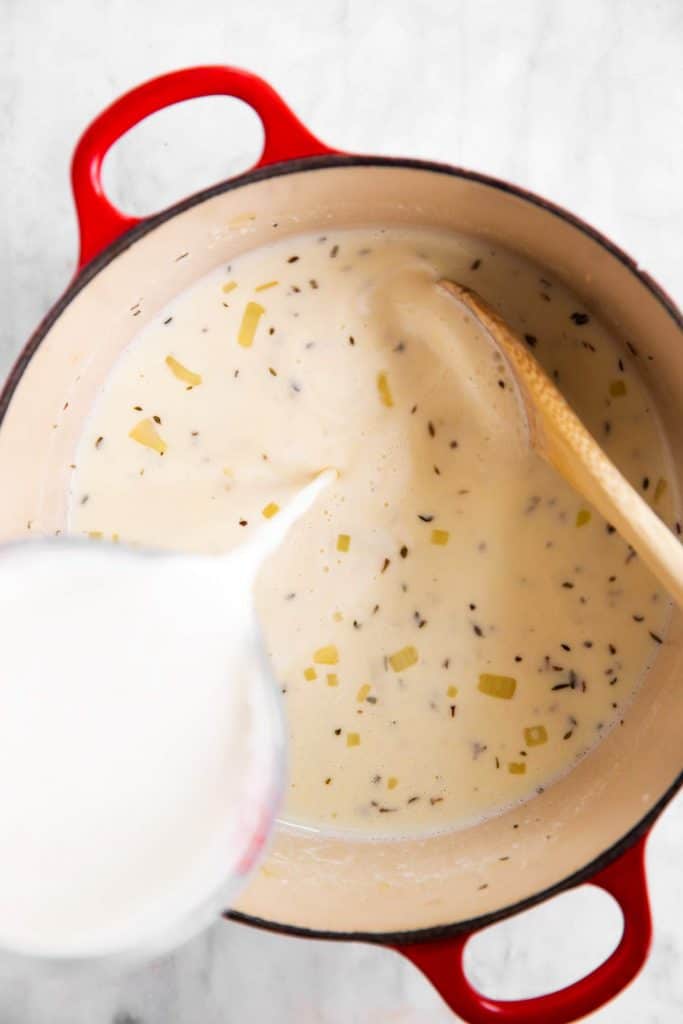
[0,470,334,961]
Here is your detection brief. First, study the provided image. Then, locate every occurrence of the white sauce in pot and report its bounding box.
[70,227,677,838]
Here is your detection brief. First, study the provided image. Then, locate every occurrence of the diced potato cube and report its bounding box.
[478,673,517,699]
[129,418,167,455]
[524,725,548,746]
[388,646,419,672]
[165,355,202,387]
[238,301,265,348]
[654,478,668,504]
[377,372,394,408]
[314,645,339,665]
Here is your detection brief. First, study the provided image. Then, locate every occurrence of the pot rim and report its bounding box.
[2,152,681,945]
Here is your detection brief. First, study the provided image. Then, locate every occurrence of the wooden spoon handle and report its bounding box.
[542,419,683,610]
[439,280,683,611]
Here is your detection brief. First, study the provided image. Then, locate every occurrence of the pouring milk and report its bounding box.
[0,470,334,960]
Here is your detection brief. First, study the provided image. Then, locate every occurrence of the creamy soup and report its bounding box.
[70,228,677,837]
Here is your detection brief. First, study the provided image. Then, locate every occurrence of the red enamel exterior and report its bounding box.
[393,833,651,1023]
[68,66,656,1023]
[70,65,336,269]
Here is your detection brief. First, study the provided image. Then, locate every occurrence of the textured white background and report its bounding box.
[1,0,681,1021]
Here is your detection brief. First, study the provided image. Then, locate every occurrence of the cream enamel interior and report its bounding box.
[0,163,680,937]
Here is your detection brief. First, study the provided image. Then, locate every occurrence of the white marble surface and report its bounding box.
[1,0,681,1020]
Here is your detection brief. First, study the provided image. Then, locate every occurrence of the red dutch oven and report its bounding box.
[0,67,681,1023]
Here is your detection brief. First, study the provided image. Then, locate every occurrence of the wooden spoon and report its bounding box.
[439,279,683,610]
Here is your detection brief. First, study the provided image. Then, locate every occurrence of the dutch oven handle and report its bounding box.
[70,65,336,270]
[392,833,652,1024]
